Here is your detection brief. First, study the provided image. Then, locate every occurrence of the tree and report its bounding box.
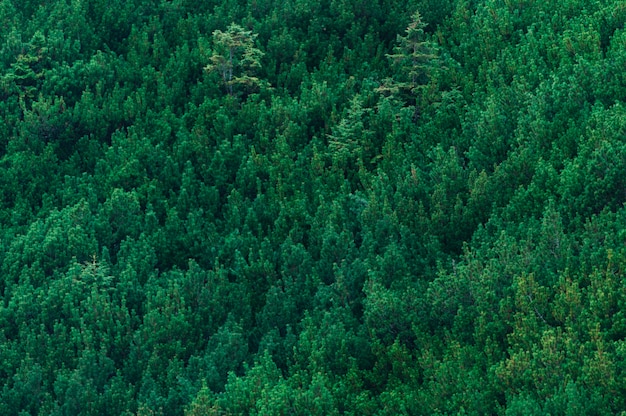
[204,23,265,97]
[185,383,220,416]
[377,11,438,117]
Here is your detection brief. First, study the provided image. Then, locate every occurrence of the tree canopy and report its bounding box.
[1,0,626,414]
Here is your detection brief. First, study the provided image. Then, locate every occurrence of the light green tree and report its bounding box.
[205,23,265,96]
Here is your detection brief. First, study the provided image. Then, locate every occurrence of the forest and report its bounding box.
[1,0,626,414]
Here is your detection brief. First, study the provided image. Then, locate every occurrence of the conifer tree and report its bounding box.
[378,11,438,119]
[204,23,265,97]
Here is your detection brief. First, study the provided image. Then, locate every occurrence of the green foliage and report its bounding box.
[3,1,626,415]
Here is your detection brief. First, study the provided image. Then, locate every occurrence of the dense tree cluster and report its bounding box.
[1,0,626,414]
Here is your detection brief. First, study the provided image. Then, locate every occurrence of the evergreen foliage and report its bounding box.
[1,0,626,414]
